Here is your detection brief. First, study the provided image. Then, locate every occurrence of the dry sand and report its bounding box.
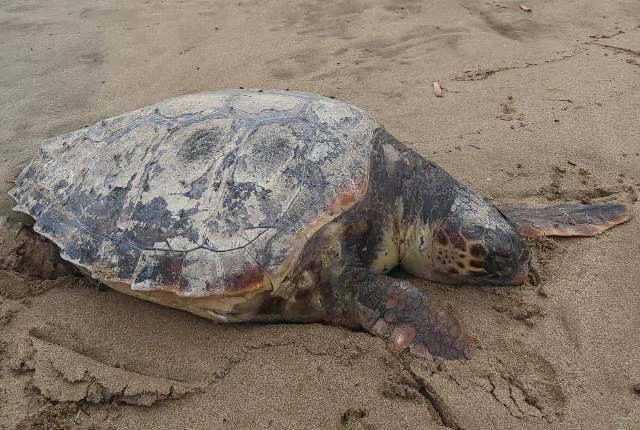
[1,0,639,429]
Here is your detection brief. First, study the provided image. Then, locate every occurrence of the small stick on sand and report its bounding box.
[433,81,444,97]
[589,30,625,39]
[519,5,532,12]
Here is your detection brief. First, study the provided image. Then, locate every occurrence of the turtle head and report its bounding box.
[427,217,530,286]
[402,193,531,286]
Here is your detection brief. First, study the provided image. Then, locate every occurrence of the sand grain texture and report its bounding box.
[1,1,639,429]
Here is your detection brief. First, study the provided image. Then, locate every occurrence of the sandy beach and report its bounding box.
[1,1,639,428]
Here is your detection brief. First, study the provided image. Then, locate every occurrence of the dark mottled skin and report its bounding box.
[282,131,528,358]
[10,91,629,359]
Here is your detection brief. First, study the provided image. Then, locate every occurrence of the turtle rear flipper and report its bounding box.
[351,273,474,359]
[495,202,630,238]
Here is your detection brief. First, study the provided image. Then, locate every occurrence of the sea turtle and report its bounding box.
[9,90,629,359]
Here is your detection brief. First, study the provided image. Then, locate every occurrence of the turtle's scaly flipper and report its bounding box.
[495,202,630,238]
[352,274,474,359]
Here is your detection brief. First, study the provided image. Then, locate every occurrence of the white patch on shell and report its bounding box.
[156,93,228,117]
[231,93,300,113]
[178,248,225,292]
[307,140,330,162]
[311,99,355,127]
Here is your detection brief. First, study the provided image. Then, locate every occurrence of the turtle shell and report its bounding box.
[10,90,380,305]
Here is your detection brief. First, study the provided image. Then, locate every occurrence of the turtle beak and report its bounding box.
[507,245,531,285]
[510,266,529,285]
[483,241,531,286]
[513,246,531,284]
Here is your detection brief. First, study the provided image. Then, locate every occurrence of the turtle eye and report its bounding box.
[485,253,514,277]
[469,243,487,258]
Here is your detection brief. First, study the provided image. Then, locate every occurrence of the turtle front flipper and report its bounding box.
[351,273,474,359]
[495,202,630,238]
